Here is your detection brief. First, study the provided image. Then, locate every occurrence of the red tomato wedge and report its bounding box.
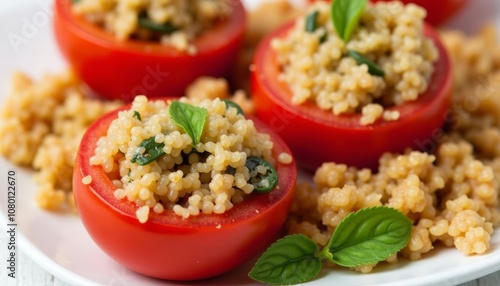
[72,98,296,281]
[53,0,245,100]
[251,21,452,170]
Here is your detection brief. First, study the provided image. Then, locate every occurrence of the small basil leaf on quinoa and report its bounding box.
[222,99,244,116]
[331,0,367,42]
[133,111,142,121]
[305,10,320,33]
[138,16,178,34]
[347,50,385,77]
[245,156,278,193]
[248,234,322,285]
[249,207,411,285]
[131,137,165,166]
[324,206,412,267]
[169,101,207,146]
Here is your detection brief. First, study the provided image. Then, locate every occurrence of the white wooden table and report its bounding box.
[3,0,500,285]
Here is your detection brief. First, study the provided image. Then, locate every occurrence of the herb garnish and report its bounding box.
[305,10,320,33]
[131,136,165,166]
[138,16,178,34]
[249,206,412,285]
[222,99,244,116]
[331,0,367,42]
[169,101,207,146]
[347,50,385,77]
[245,156,278,193]
[133,111,142,121]
[330,0,384,76]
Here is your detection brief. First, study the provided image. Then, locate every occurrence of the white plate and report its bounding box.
[2,0,500,285]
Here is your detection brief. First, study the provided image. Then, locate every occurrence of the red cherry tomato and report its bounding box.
[251,21,452,170]
[72,98,296,281]
[53,0,245,101]
[308,0,469,26]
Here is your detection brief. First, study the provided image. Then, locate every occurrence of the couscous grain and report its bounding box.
[272,1,437,125]
[91,96,275,222]
[286,24,500,272]
[73,0,233,53]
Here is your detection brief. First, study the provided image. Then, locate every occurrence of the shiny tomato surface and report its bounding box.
[72,99,296,281]
[251,21,452,170]
[54,0,245,100]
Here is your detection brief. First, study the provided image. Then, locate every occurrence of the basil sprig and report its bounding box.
[138,16,178,34]
[348,50,385,77]
[331,0,367,42]
[131,137,165,166]
[169,101,207,146]
[249,206,412,285]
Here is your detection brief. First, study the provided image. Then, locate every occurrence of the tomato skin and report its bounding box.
[251,21,452,170]
[53,0,245,101]
[72,99,296,280]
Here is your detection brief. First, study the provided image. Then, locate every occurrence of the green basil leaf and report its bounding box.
[325,206,412,267]
[131,136,165,166]
[347,50,385,77]
[249,234,322,285]
[245,156,278,193]
[169,101,207,146]
[138,16,178,34]
[133,111,142,121]
[222,99,244,116]
[331,0,367,42]
[305,10,320,33]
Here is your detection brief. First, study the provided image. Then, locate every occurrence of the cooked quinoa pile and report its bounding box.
[287,24,500,272]
[272,1,438,125]
[73,0,232,53]
[0,72,121,212]
[90,96,273,222]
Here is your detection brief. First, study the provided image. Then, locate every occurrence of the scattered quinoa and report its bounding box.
[73,0,233,53]
[0,71,121,212]
[287,24,500,272]
[90,95,275,222]
[272,1,438,125]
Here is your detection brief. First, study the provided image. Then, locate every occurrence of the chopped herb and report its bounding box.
[169,101,207,146]
[249,206,412,285]
[138,16,178,34]
[225,166,236,175]
[133,111,142,121]
[131,136,165,166]
[305,10,320,33]
[245,156,278,193]
[331,0,367,42]
[222,99,244,116]
[305,10,327,43]
[347,50,385,77]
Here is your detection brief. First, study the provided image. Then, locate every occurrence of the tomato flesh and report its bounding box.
[53,0,245,100]
[251,21,452,170]
[73,99,296,280]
